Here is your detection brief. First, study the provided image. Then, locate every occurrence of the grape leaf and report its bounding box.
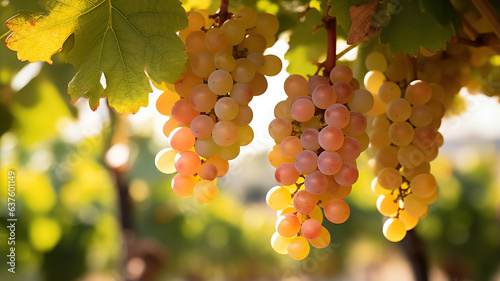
[285,8,327,77]
[379,0,455,56]
[6,0,188,113]
[419,0,461,30]
[328,0,372,34]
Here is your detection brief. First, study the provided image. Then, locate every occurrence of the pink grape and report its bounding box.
[174,151,201,176]
[307,75,330,94]
[317,151,342,175]
[198,162,218,181]
[334,161,358,186]
[190,115,215,139]
[275,163,300,186]
[280,136,303,159]
[343,111,367,136]
[292,190,318,215]
[169,127,195,151]
[304,170,328,195]
[276,213,301,237]
[290,98,315,122]
[325,103,350,129]
[337,136,361,161]
[294,150,318,174]
[171,98,200,124]
[318,126,344,151]
[332,82,353,104]
[301,218,322,240]
[324,199,350,224]
[300,128,320,151]
[312,84,337,109]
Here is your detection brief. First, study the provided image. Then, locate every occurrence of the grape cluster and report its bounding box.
[266,65,372,260]
[155,8,282,203]
[363,51,446,242]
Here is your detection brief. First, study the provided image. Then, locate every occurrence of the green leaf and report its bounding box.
[6,0,188,113]
[328,0,371,34]
[420,0,462,30]
[379,0,455,56]
[285,8,326,77]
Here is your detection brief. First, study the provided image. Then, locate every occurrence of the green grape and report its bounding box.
[191,51,216,78]
[221,19,246,45]
[348,89,374,113]
[208,69,233,96]
[259,55,282,76]
[378,81,401,103]
[232,58,256,83]
[386,98,412,122]
[214,50,237,72]
[205,28,228,53]
[254,13,279,37]
[365,52,388,72]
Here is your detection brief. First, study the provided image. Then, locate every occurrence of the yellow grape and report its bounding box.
[375,146,399,168]
[232,58,256,83]
[238,125,254,146]
[410,173,437,198]
[388,122,414,146]
[238,33,266,53]
[208,69,233,96]
[214,50,237,72]
[397,145,424,169]
[284,74,309,99]
[254,13,279,37]
[193,180,218,203]
[191,51,216,78]
[218,142,240,160]
[185,31,208,54]
[383,218,407,242]
[194,137,219,159]
[271,232,292,255]
[260,55,282,76]
[287,236,310,260]
[386,98,411,122]
[398,210,419,230]
[156,92,180,117]
[377,194,399,216]
[367,93,387,117]
[235,7,258,29]
[409,104,433,127]
[268,145,293,168]
[221,19,246,45]
[371,177,391,195]
[309,226,331,249]
[405,80,432,105]
[377,167,402,190]
[378,81,401,103]
[280,136,304,159]
[212,120,238,147]
[155,148,179,174]
[248,73,268,96]
[364,70,386,94]
[266,186,292,211]
[205,28,228,53]
[403,194,428,218]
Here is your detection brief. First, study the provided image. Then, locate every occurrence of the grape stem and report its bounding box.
[217,0,230,26]
[322,5,337,77]
[0,30,11,40]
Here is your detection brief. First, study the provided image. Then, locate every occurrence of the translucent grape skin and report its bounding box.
[325,103,350,129]
[304,170,328,195]
[301,218,322,240]
[300,128,320,151]
[334,161,359,186]
[318,126,344,151]
[312,84,337,109]
[294,150,318,174]
[324,199,350,224]
[293,190,318,215]
[290,98,315,122]
[269,117,293,143]
[317,151,342,175]
[275,163,300,186]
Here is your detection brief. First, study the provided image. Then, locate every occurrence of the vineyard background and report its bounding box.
[1,0,500,280]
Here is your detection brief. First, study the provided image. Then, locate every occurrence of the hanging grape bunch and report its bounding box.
[266,65,373,260]
[155,8,282,203]
[363,50,448,242]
